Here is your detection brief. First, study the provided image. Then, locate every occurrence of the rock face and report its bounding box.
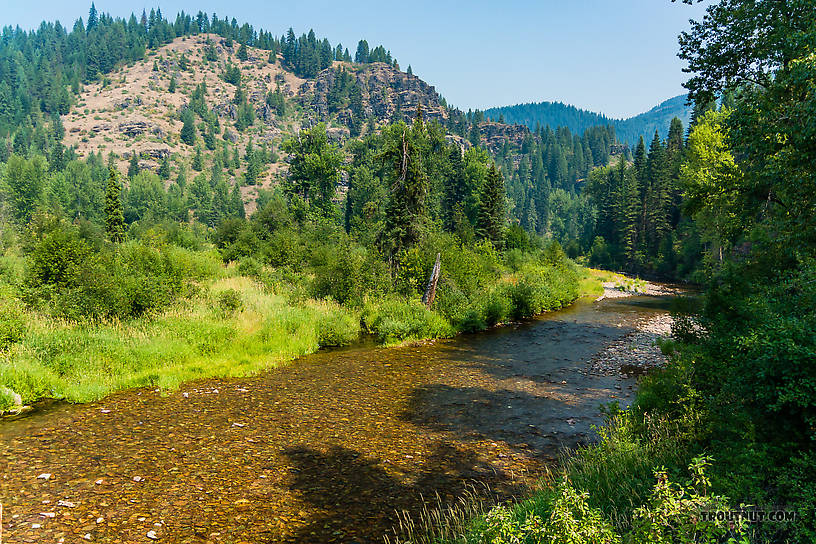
[305,62,448,125]
[478,122,528,153]
[119,121,163,138]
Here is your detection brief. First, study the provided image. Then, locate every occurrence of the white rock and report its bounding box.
[133,476,144,482]
[83,533,92,541]
[147,530,159,540]
[96,517,104,523]
[100,409,111,413]
[232,422,245,428]
[40,512,56,518]
[32,523,42,529]
[182,392,189,398]
[57,500,76,508]
[37,473,52,480]
[95,479,104,485]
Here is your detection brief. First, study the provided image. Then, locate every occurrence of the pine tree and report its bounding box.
[646,131,671,252]
[158,154,171,179]
[87,3,99,32]
[382,119,429,255]
[237,43,248,61]
[180,109,196,145]
[477,163,507,245]
[104,167,125,242]
[230,182,245,218]
[128,154,140,178]
[191,145,204,171]
[168,74,176,93]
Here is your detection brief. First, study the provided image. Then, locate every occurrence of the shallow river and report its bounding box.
[0,294,672,543]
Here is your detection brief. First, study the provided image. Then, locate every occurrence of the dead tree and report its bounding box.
[421,253,441,309]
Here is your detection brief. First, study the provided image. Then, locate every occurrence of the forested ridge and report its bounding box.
[484,94,693,146]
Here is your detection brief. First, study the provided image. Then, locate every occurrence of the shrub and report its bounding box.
[0,299,26,350]
[311,244,389,306]
[361,297,453,343]
[483,289,513,326]
[216,288,243,315]
[0,386,23,412]
[237,256,262,278]
[315,309,360,347]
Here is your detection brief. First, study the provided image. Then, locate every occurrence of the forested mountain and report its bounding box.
[484,94,692,146]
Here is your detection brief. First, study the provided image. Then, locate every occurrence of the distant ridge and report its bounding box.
[484,94,692,146]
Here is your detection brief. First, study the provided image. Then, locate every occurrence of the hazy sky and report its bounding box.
[3,1,709,118]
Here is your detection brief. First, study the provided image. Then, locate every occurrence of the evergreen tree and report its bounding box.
[168,74,176,93]
[158,154,171,180]
[477,163,507,245]
[128,154,140,178]
[180,109,196,145]
[87,3,99,32]
[237,43,248,61]
[381,119,429,255]
[104,167,125,242]
[191,145,204,171]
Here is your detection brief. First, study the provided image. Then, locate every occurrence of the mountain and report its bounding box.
[483,94,692,146]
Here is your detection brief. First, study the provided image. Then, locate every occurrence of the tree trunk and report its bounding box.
[422,253,441,309]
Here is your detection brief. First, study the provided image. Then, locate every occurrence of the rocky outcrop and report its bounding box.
[305,62,448,125]
[119,121,164,138]
[478,122,528,153]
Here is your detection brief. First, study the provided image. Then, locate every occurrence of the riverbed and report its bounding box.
[0,293,674,543]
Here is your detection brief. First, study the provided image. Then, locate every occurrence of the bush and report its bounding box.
[237,256,262,278]
[311,244,389,306]
[361,297,454,343]
[25,225,221,320]
[0,299,26,349]
[216,288,243,315]
[315,309,360,347]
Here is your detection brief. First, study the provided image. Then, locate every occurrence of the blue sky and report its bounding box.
[3,1,709,118]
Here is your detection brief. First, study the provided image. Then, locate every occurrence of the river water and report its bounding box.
[0,294,672,543]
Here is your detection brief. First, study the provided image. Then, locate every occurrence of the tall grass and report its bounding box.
[1,276,360,404]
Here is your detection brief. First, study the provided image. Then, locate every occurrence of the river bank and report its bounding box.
[0,283,675,543]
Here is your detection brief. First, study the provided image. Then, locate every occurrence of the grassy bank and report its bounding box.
[1,220,599,409]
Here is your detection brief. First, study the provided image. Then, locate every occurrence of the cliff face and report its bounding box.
[304,62,448,126]
[478,122,528,153]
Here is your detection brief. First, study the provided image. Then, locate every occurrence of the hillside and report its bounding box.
[61,34,448,211]
[484,94,692,146]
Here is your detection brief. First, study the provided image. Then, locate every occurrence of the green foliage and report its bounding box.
[180,109,197,146]
[3,154,46,224]
[104,167,125,242]
[0,297,26,350]
[361,297,454,344]
[476,163,507,245]
[282,123,343,216]
[215,288,243,315]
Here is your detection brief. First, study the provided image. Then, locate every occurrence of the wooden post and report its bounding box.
[422,253,441,309]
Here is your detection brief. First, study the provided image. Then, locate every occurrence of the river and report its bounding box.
[0,293,673,543]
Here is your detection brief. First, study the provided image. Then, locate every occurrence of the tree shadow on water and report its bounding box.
[280,442,527,543]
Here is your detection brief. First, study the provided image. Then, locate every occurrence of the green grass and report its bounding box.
[1,276,360,405]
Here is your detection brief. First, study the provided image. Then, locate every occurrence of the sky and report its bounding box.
[2,0,710,119]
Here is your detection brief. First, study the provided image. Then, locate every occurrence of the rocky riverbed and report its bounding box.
[583,280,676,379]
